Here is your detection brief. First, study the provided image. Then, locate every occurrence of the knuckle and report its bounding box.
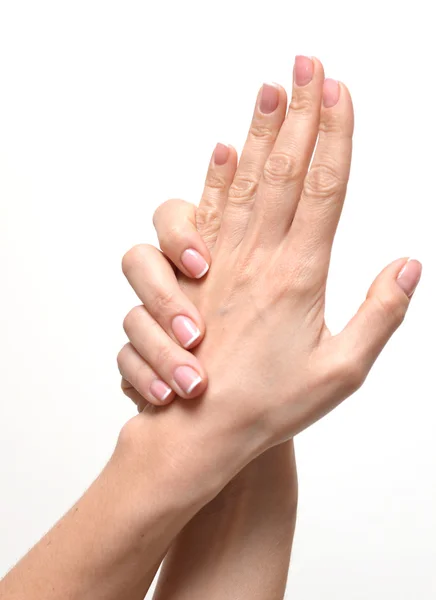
[227,175,258,204]
[304,163,346,200]
[196,204,221,240]
[330,354,366,393]
[289,89,314,115]
[319,112,353,137]
[344,360,366,392]
[263,151,303,186]
[154,344,173,371]
[205,170,228,191]
[120,377,134,398]
[374,294,406,327]
[123,305,143,334]
[153,288,177,318]
[152,199,178,228]
[116,344,129,373]
[122,244,151,276]
[158,223,184,252]
[249,119,276,142]
[286,263,316,296]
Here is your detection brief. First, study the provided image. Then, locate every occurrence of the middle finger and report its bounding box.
[218,82,288,247]
[248,56,325,244]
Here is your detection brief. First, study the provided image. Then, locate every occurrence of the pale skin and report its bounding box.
[0,56,422,599]
[118,74,300,600]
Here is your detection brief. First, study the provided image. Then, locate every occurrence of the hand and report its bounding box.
[150,56,422,452]
[118,145,238,409]
[117,233,206,407]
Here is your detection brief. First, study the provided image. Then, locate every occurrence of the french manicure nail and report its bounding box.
[294,55,314,87]
[259,83,280,114]
[396,258,422,297]
[150,379,172,402]
[173,366,203,395]
[181,249,209,279]
[214,143,230,165]
[323,78,340,108]
[172,315,201,348]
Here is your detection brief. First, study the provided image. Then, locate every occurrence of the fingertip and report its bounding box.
[180,248,210,279]
[226,144,239,169]
[213,142,230,166]
[172,314,204,349]
[396,258,422,298]
[149,379,175,405]
[173,365,207,399]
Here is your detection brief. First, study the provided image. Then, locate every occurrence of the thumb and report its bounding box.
[332,257,422,378]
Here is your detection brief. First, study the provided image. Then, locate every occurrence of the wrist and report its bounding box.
[116,400,265,510]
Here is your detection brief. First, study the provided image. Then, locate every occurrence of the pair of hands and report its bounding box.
[118,56,421,457]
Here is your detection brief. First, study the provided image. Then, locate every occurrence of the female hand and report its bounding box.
[150,56,422,452]
[118,145,238,410]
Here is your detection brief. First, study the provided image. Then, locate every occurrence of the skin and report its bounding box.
[121,144,299,598]
[0,56,422,600]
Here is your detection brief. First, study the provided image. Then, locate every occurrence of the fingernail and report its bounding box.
[150,379,172,402]
[396,258,422,297]
[214,143,230,165]
[173,366,203,395]
[323,79,340,108]
[259,83,280,114]
[172,315,201,348]
[294,56,314,87]
[181,249,209,278]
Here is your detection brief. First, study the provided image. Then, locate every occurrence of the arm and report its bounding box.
[154,442,297,600]
[119,56,421,600]
[0,424,210,600]
[119,85,301,599]
[120,207,299,599]
[2,55,419,600]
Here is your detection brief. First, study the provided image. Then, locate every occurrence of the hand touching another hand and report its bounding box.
[118,142,239,409]
[151,56,422,452]
[120,56,421,494]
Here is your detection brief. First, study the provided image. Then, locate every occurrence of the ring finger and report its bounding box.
[118,344,175,408]
[122,306,207,399]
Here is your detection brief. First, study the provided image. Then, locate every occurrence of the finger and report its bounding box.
[248,57,325,243]
[219,82,288,246]
[153,199,211,279]
[196,143,238,248]
[118,344,175,407]
[123,306,207,399]
[289,80,354,277]
[121,376,159,412]
[122,243,204,349]
[319,258,422,397]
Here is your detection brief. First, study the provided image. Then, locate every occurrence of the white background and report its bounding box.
[0,1,435,598]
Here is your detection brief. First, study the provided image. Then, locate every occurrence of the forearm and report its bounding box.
[0,396,271,600]
[154,441,298,600]
[0,418,218,600]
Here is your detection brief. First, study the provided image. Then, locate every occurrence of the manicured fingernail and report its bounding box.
[259,83,280,114]
[172,315,201,348]
[173,366,203,395]
[323,79,340,108]
[214,143,230,165]
[181,249,209,278]
[396,258,422,297]
[150,379,172,402]
[294,55,314,87]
